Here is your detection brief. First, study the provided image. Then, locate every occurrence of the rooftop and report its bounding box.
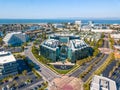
[111,34,120,39]
[3,32,25,43]
[91,75,117,90]
[71,39,88,50]
[51,33,76,37]
[44,39,59,48]
[0,51,16,64]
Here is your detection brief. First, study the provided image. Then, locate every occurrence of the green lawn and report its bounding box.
[32,46,77,74]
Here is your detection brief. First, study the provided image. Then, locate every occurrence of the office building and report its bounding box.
[0,51,18,79]
[3,32,29,46]
[90,75,117,90]
[40,33,93,62]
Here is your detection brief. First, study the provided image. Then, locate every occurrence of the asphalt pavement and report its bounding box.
[69,53,103,77]
[24,43,60,83]
[69,37,110,82]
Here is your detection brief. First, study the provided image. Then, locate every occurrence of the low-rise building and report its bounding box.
[53,24,65,30]
[79,32,101,42]
[90,75,117,90]
[91,29,114,33]
[3,32,29,46]
[81,25,91,31]
[110,34,120,40]
[0,51,18,79]
[75,21,81,25]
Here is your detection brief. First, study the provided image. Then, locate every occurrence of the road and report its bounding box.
[24,33,110,85]
[82,54,108,82]
[69,35,110,80]
[24,80,43,90]
[69,53,103,77]
[24,43,60,83]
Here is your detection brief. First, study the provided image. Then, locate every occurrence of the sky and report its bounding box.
[0,0,120,19]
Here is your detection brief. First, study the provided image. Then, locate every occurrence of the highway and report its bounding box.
[24,43,60,83]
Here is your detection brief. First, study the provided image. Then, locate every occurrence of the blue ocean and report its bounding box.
[0,19,120,24]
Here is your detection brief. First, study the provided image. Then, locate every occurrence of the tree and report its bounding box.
[66,58,71,62]
[21,45,24,51]
[13,80,18,87]
[23,42,28,46]
[90,40,95,46]
[84,38,90,44]
[29,63,34,69]
[0,37,3,46]
[101,32,105,38]
[93,48,99,56]
[109,35,115,49]
[22,70,27,76]
[32,46,39,54]
[117,39,120,45]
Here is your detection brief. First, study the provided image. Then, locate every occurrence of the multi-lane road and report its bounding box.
[24,43,60,83]
[69,35,110,82]
[82,54,108,82]
[24,33,110,86]
[69,53,103,77]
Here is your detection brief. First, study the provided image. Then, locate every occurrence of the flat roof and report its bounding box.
[0,51,16,64]
[111,34,120,39]
[91,75,117,90]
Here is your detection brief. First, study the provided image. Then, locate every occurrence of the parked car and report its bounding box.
[13,76,19,80]
[37,84,41,88]
[0,82,3,85]
[2,86,7,90]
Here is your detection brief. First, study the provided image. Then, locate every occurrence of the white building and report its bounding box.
[0,51,18,79]
[3,32,29,46]
[75,21,81,25]
[81,25,91,31]
[88,21,94,27]
[75,21,82,31]
[90,75,117,90]
[110,34,120,40]
[91,29,114,33]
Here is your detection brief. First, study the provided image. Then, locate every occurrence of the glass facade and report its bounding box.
[0,62,18,76]
[40,34,93,62]
[59,37,69,43]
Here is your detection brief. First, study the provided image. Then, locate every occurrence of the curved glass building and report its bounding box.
[40,33,93,62]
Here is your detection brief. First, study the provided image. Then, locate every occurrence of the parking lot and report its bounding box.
[0,59,44,90]
[102,60,117,77]
[110,66,120,85]
[3,47,23,53]
[0,72,44,90]
[102,60,120,89]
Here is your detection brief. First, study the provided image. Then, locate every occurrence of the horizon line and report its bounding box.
[0,17,120,20]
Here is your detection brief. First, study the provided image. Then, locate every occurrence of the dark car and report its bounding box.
[0,82,3,85]
[13,76,19,80]
[37,84,41,88]
[4,80,8,83]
